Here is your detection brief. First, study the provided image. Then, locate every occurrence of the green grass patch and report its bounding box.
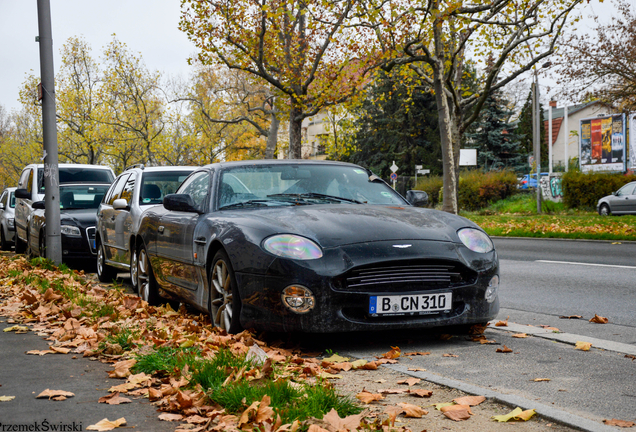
[101,326,141,351]
[134,346,361,425]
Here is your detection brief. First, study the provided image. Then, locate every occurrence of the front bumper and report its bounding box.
[61,227,97,259]
[236,240,499,333]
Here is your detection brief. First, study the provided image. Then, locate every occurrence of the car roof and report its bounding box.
[201,159,366,170]
[25,163,113,170]
[120,165,198,174]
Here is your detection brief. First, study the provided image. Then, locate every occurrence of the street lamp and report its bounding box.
[532,61,551,215]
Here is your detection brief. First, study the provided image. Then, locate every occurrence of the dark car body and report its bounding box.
[134,160,499,333]
[28,184,111,260]
[597,181,636,215]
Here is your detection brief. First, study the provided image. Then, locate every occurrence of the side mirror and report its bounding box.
[33,200,45,210]
[113,198,128,210]
[406,190,429,207]
[15,188,30,199]
[163,194,201,213]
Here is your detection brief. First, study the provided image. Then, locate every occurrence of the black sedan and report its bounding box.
[134,161,499,334]
[28,184,110,260]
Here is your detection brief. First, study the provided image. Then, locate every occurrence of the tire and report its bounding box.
[0,227,9,251]
[598,204,611,216]
[96,240,117,283]
[25,231,35,259]
[208,250,243,334]
[14,234,26,254]
[39,233,46,258]
[130,248,138,293]
[136,244,159,305]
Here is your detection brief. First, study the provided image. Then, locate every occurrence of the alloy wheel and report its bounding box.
[137,248,151,302]
[210,259,233,331]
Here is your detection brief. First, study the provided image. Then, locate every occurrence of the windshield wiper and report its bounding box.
[267,193,362,204]
[219,199,294,210]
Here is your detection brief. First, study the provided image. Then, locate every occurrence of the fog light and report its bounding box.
[282,285,315,314]
[485,275,499,303]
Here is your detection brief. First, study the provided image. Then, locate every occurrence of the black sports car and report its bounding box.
[28,184,110,260]
[134,160,499,333]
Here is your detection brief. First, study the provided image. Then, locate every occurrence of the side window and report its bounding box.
[18,169,31,192]
[178,171,210,210]
[0,192,6,207]
[107,174,129,205]
[120,174,136,204]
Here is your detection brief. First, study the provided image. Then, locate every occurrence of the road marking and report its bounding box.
[536,259,636,269]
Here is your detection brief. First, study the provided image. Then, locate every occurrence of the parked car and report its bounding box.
[0,187,17,250]
[14,164,115,255]
[96,165,196,286]
[133,160,500,334]
[517,172,549,189]
[28,183,111,260]
[597,181,636,215]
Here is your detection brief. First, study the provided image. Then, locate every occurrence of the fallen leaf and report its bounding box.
[3,325,29,333]
[495,316,509,326]
[575,341,592,351]
[350,359,367,369]
[453,395,486,406]
[407,367,427,372]
[378,389,408,394]
[49,346,71,354]
[86,418,126,431]
[433,402,455,410]
[559,315,582,319]
[589,314,609,324]
[603,419,636,427]
[356,391,384,404]
[626,354,636,361]
[36,389,75,399]
[492,407,536,422]
[512,333,528,338]
[158,413,184,422]
[322,408,364,431]
[441,404,472,421]
[319,372,341,379]
[26,350,52,355]
[98,392,131,405]
[539,325,560,331]
[323,354,349,363]
[443,353,458,358]
[397,377,421,386]
[496,345,513,353]
[533,378,551,382]
[397,402,427,418]
[409,389,433,398]
[0,396,15,402]
[381,346,401,359]
[403,351,430,356]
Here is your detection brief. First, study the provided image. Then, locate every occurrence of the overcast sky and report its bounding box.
[0,0,625,114]
[0,0,197,112]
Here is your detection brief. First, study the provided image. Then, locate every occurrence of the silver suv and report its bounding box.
[0,187,17,250]
[14,164,115,254]
[95,165,196,293]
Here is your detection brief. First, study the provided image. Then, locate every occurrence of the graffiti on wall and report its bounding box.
[540,175,563,202]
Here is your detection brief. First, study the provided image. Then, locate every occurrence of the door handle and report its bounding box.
[194,237,206,245]
[158,226,165,234]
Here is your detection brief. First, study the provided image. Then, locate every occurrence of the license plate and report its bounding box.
[369,293,452,316]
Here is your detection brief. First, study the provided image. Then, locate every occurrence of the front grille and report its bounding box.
[336,261,476,293]
[86,227,96,254]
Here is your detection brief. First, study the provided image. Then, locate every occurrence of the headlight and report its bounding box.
[7,218,14,228]
[458,228,494,253]
[60,225,81,237]
[262,234,323,260]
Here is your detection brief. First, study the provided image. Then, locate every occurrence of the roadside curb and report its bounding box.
[382,362,620,432]
[488,322,636,356]
[491,236,636,244]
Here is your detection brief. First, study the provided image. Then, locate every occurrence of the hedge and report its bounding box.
[562,171,636,209]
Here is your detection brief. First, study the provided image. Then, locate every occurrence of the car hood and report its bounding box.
[223,204,478,248]
[60,208,98,228]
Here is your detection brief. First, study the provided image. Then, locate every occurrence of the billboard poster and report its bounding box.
[580,114,626,172]
[581,122,591,165]
[629,113,636,171]
[590,119,602,164]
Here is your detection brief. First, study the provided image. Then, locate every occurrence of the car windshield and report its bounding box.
[140,170,193,205]
[59,185,110,210]
[38,167,114,193]
[218,164,406,209]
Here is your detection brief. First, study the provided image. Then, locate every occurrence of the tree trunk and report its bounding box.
[433,68,458,214]
[289,103,303,159]
[265,112,279,159]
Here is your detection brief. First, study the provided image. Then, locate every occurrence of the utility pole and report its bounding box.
[37,0,61,264]
[532,78,542,214]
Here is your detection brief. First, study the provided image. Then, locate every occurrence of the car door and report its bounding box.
[15,168,34,242]
[114,173,136,267]
[614,183,636,213]
[99,174,129,262]
[154,170,210,297]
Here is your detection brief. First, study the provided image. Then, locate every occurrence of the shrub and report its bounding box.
[562,171,636,210]
[414,175,443,208]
